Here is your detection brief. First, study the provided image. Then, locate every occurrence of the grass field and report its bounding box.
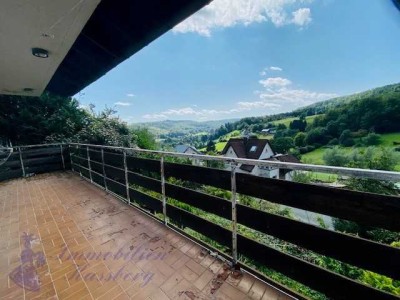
[301,132,400,171]
[215,142,227,152]
[271,114,322,128]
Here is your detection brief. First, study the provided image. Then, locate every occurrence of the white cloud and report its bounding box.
[237,101,281,109]
[126,93,135,97]
[142,107,243,120]
[142,68,337,121]
[115,102,131,106]
[260,66,283,76]
[291,8,312,26]
[244,73,337,110]
[270,66,283,71]
[259,77,292,87]
[173,0,314,36]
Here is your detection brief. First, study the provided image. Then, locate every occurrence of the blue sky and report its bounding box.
[75,0,400,123]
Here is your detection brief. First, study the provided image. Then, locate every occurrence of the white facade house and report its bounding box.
[222,138,299,180]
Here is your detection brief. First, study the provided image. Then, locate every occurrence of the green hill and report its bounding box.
[294,83,400,116]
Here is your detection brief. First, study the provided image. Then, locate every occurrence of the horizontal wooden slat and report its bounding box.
[165,183,231,219]
[166,204,232,248]
[71,155,88,168]
[88,149,102,163]
[104,165,125,184]
[0,152,19,161]
[21,147,62,160]
[72,146,84,157]
[236,173,400,232]
[24,156,61,167]
[0,169,22,182]
[0,158,22,169]
[126,156,160,174]
[129,188,162,213]
[24,163,63,175]
[72,163,90,179]
[165,163,231,190]
[128,172,162,193]
[106,178,126,198]
[104,152,124,169]
[90,160,103,174]
[92,172,105,188]
[237,235,398,300]
[237,204,400,280]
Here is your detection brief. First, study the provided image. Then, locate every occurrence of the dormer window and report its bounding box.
[250,146,257,152]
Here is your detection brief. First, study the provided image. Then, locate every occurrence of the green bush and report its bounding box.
[361,133,381,146]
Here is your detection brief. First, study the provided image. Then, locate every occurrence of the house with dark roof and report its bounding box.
[174,145,202,155]
[221,138,300,180]
[174,145,203,165]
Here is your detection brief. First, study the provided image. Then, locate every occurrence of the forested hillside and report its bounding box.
[205,83,400,144]
[294,82,400,116]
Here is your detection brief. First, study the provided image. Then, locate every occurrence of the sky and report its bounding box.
[75,0,400,123]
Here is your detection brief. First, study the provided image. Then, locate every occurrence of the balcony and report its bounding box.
[0,143,399,300]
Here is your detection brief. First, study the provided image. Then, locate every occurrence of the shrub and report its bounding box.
[294,132,307,147]
[328,138,339,145]
[361,133,381,146]
[339,130,354,147]
[323,147,350,167]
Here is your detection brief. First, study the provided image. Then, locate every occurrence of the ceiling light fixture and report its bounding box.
[32,48,49,58]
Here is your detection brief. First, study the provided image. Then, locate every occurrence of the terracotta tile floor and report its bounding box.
[0,172,292,300]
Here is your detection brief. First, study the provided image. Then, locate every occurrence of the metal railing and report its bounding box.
[1,142,400,299]
[0,143,68,181]
[69,143,400,182]
[67,142,400,300]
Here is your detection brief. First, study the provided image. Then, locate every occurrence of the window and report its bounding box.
[250,146,257,152]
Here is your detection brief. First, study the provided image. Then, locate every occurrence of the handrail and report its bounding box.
[69,143,400,181]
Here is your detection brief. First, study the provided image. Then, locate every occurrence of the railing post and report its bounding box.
[69,144,74,172]
[87,146,93,183]
[60,145,65,170]
[101,148,108,191]
[230,162,238,268]
[123,150,130,203]
[18,147,25,177]
[161,155,167,225]
[76,145,81,176]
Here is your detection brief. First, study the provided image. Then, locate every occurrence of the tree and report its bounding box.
[305,127,329,146]
[0,92,87,145]
[339,130,354,147]
[277,123,287,130]
[294,132,307,147]
[131,127,157,150]
[361,133,381,146]
[271,137,294,154]
[290,119,307,132]
[206,140,216,152]
[74,107,132,147]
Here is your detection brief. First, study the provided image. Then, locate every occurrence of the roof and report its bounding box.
[45,0,212,97]
[174,145,202,154]
[266,154,301,164]
[222,138,274,172]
